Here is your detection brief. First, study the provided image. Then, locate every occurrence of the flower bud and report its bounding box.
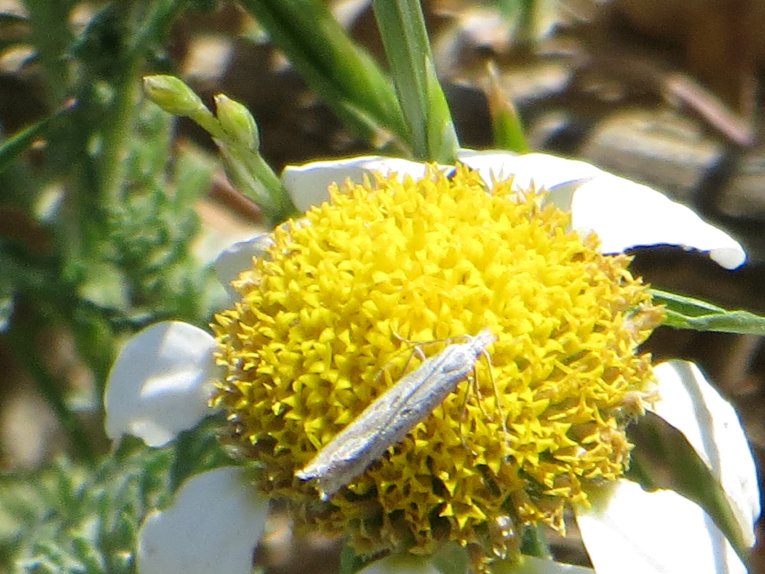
[143,75,206,117]
[214,94,260,150]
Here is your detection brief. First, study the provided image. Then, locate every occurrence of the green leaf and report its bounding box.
[238,0,408,152]
[2,442,173,573]
[373,0,458,162]
[651,288,765,335]
[0,268,13,332]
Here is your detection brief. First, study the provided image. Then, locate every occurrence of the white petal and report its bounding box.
[457,150,602,189]
[651,360,761,545]
[138,467,268,574]
[358,554,441,574]
[457,150,746,268]
[576,480,748,574]
[281,155,433,212]
[214,234,273,299]
[104,321,218,447]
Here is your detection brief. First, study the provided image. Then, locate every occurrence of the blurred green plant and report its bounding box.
[238,0,411,153]
[1,444,172,574]
[0,5,224,571]
[0,0,220,464]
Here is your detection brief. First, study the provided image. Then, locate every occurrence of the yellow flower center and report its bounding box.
[212,165,662,566]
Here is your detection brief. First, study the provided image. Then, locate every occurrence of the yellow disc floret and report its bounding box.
[212,165,663,567]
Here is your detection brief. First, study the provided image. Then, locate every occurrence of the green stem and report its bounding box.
[99,0,190,203]
[238,0,409,151]
[20,0,72,105]
[220,143,299,225]
[514,0,538,47]
[98,70,141,204]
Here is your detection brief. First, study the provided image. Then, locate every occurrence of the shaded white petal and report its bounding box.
[104,321,218,447]
[358,554,440,574]
[576,480,748,574]
[651,360,761,545]
[457,150,746,268]
[281,155,433,212]
[138,467,268,574]
[509,555,594,574]
[456,150,602,189]
[214,234,273,299]
[357,554,593,574]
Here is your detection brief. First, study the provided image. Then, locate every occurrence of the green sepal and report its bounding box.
[431,543,470,574]
[338,544,374,574]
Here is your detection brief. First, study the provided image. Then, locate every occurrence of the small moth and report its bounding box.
[296,328,496,500]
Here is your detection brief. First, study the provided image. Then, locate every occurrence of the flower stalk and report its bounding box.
[143,75,298,225]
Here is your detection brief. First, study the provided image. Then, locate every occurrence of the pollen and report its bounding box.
[212,165,663,567]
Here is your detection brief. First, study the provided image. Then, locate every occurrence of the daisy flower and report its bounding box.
[104,152,759,574]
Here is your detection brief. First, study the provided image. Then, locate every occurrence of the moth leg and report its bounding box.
[480,349,510,456]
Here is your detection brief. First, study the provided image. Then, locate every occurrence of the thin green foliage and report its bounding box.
[1,442,172,574]
[487,62,528,152]
[0,103,75,175]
